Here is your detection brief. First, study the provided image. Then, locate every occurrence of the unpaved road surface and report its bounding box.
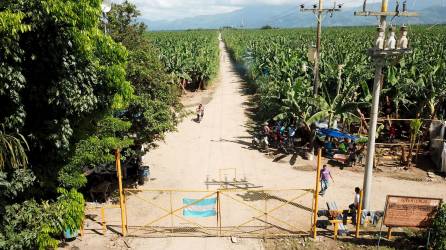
[70,36,446,250]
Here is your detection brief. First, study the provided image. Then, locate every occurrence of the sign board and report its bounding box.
[383,195,442,228]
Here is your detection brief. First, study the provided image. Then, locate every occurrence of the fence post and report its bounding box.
[80,215,85,237]
[264,192,268,239]
[101,207,106,234]
[313,148,322,239]
[170,190,174,234]
[115,149,127,237]
[217,191,221,236]
[124,191,128,233]
[355,190,364,238]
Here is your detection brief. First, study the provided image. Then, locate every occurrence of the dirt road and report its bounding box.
[72,36,446,250]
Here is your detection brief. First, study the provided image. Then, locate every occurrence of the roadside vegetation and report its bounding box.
[222,27,446,126]
[0,0,211,248]
[147,30,220,92]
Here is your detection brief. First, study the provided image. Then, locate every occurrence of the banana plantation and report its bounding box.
[222,27,446,124]
[1,0,446,248]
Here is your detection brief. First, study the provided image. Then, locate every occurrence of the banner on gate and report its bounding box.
[183,197,217,217]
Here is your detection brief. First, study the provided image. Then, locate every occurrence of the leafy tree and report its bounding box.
[0,0,133,248]
[106,1,180,166]
[307,83,366,128]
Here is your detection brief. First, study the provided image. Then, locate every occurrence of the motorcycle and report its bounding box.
[252,134,269,151]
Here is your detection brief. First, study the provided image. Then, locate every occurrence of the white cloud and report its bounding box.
[112,0,382,21]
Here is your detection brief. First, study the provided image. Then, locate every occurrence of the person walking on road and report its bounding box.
[319,164,334,196]
[196,104,204,123]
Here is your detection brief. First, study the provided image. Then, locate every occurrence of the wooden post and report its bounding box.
[124,191,128,233]
[115,149,127,236]
[334,222,339,240]
[217,191,220,236]
[264,194,268,239]
[218,191,222,236]
[101,207,106,234]
[355,190,364,238]
[387,227,392,239]
[312,149,322,239]
[79,215,85,237]
[170,191,174,234]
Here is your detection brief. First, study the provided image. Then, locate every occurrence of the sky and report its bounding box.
[111,0,382,21]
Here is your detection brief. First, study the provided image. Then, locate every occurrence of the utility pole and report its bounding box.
[354,0,418,210]
[300,1,342,96]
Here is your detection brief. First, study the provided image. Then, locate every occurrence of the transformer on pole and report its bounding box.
[354,0,418,210]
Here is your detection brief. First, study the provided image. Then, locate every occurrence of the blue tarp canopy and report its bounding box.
[317,128,358,141]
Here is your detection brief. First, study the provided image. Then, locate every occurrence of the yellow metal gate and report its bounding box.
[120,188,314,238]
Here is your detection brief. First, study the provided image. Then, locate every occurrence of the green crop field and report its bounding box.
[147,30,220,90]
[222,26,446,123]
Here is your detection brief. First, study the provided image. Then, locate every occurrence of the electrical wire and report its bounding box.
[264,7,298,25]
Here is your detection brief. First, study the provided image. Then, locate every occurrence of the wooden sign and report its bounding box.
[383,195,442,228]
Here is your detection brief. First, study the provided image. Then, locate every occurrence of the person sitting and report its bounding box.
[347,143,357,167]
[355,144,366,166]
[343,187,361,225]
[288,125,296,147]
[324,137,334,158]
[262,122,271,137]
[338,139,349,154]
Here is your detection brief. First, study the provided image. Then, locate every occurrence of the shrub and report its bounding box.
[430,203,446,250]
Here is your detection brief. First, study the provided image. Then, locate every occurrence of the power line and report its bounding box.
[264,7,299,25]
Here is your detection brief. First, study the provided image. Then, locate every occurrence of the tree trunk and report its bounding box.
[179,78,187,94]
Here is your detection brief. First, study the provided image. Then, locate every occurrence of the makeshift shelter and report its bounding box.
[317,128,359,141]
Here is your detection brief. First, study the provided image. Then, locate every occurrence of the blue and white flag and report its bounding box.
[183,197,217,217]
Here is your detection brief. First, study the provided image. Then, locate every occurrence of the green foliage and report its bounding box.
[147,30,220,90]
[0,168,35,201]
[0,128,29,169]
[222,26,446,124]
[0,188,84,250]
[0,0,133,248]
[430,203,446,250]
[0,0,133,194]
[59,116,133,189]
[124,96,176,146]
[106,1,180,165]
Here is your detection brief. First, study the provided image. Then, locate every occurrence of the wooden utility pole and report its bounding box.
[300,1,342,96]
[354,0,418,210]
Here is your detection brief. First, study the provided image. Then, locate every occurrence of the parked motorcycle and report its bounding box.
[252,134,269,151]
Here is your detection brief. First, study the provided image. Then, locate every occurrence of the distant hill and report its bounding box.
[144,1,446,31]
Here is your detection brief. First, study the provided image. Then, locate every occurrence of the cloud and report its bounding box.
[112,0,382,21]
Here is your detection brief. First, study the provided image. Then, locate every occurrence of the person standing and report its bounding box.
[319,165,334,196]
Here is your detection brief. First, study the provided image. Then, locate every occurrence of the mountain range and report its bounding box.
[143,1,446,31]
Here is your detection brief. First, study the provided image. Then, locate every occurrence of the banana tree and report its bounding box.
[406,118,423,169]
[307,78,367,129]
[0,127,29,169]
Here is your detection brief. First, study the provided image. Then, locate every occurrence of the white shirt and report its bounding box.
[354,193,360,207]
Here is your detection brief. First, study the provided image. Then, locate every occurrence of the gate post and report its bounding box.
[115,149,127,237]
[217,191,222,236]
[355,190,364,238]
[312,149,322,239]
